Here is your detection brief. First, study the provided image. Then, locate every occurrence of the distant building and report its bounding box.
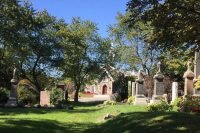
[85,76,113,95]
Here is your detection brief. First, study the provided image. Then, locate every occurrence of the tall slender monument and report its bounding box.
[150,62,165,104]
[5,68,18,107]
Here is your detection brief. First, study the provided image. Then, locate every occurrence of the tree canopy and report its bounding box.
[126,0,200,52]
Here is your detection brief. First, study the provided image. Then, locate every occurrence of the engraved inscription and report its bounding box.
[156,82,164,95]
[137,84,144,95]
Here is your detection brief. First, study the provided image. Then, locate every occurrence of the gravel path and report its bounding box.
[78,95,110,102]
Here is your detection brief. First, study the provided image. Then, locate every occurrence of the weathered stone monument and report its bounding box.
[183,60,194,95]
[5,68,18,107]
[194,51,200,96]
[150,62,165,104]
[134,69,147,105]
[171,82,178,103]
[40,91,50,107]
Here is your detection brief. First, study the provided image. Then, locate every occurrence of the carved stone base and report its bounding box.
[134,95,147,105]
[5,97,17,107]
[150,95,163,104]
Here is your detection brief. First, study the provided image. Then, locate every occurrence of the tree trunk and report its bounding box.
[74,89,79,102]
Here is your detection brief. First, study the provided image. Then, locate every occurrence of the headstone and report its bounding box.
[132,82,136,96]
[171,82,178,103]
[194,51,200,95]
[40,91,50,107]
[134,69,147,105]
[5,68,18,107]
[150,62,165,104]
[183,60,194,95]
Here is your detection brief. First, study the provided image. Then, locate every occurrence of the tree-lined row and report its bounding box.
[0,0,114,102]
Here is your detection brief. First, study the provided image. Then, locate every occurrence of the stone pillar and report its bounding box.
[132,82,136,96]
[128,81,132,97]
[183,60,194,95]
[171,82,178,103]
[194,51,200,95]
[5,68,18,107]
[134,70,147,105]
[194,51,200,79]
[150,62,165,104]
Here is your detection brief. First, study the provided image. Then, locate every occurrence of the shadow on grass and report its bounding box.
[0,118,97,133]
[68,101,104,107]
[84,112,200,133]
[0,108,50,115]
[0,101,104,115]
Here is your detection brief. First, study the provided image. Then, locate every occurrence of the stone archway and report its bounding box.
[102,85,107,95]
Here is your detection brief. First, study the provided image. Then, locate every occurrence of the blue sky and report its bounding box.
[29,0,129,37]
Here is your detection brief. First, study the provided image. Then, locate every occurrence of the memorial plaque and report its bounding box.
[137,83,144,95]
[156,82,164,95]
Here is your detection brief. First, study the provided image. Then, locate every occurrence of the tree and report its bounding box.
[126,0,200,52]
[0,0,63,93]
[0,0,35,88]
[109,12,158,75]
[58,18,109,102]
[17,10,63,92]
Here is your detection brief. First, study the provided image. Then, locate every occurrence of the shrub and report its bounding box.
[177,95,200,112]
[127,96,135,104]
[50,87,64,105]
[17,86,37,106]
[110,93,122,102]
[146,99,172,112]
[103,100,116,105]
[194,75,200,90]
[0,87,9,104]
[171,97,181,107]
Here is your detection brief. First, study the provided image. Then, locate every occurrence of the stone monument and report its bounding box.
[183,60,194,95]
[150,62,165,104]
[40,91,50,107]
[5,68,18,107]
[193,51,200,96]
[134,69,147,105]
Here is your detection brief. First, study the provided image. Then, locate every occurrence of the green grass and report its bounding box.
[0,102,200,133]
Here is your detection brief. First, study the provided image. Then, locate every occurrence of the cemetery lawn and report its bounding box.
[0,102,200,133]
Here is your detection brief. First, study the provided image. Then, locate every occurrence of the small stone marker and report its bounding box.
[40,91,50,107]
